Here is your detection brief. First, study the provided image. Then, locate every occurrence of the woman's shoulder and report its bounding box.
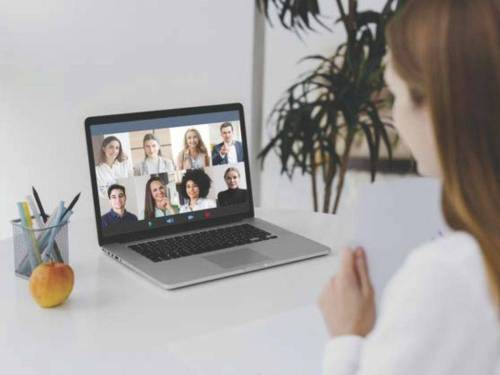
[217,189,229,197]
[393,231,484,288]
[134,159,144,170]
[95,163,111,177]
[406,231,481,270]
[117,158,131,167]
[199,198,216,208]
[160,156,174,163]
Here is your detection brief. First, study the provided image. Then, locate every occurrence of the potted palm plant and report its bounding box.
[257,0,408,213]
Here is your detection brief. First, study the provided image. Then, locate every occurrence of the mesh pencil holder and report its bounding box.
[11,218,69,279]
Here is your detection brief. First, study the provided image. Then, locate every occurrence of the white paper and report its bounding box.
[351,177,449,305]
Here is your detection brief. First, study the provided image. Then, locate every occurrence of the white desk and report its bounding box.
[0,208,350,374]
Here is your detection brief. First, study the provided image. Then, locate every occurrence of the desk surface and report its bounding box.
[0,208,350,374]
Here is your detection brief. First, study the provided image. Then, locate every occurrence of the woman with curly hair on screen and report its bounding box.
[179,169,216,213]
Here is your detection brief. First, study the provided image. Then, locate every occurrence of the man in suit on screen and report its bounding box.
[212,122,243,165]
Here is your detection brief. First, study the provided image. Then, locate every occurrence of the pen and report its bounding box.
[62,192,80,220]
[43,201,65,263]
[32,186,49,223]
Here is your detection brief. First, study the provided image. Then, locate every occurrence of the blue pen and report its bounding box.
[43,201,65,262]
[41,210,73,262]
[36,206,60,251]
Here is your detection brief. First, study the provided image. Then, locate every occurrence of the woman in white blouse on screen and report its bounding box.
[176,128,210,170]
[133,133,175,176]
[95,136,132,197]
[178,169,216,213]
[318,1,500,374]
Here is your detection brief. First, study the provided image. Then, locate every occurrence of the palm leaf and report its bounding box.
[258,0,403,212]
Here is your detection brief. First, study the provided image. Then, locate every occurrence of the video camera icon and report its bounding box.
[165,217,174,224]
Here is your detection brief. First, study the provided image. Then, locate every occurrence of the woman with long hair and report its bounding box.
[95,135,132,197]
[318,1,500,373]
[143,176,178,220]
[133,133,175,176]
[176,128,210,170]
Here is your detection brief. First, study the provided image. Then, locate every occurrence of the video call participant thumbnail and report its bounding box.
[176,128,210,170]
[211,122,243,165]
[101,184,138,229]
[179,169,216,213]
[134,133,175,176]
[96,136,132,197]
[144,176,179,219]
[217,167,248,207]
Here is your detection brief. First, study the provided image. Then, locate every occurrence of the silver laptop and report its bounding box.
[85,103,330,289]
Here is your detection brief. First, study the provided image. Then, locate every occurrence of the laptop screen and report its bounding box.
[85,104,253,243]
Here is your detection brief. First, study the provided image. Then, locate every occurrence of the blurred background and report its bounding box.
[0,0,415,239]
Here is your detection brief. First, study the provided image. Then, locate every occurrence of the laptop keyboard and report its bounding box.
[129,224,278,263]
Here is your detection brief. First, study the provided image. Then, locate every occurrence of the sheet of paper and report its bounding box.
[351,177,449,304]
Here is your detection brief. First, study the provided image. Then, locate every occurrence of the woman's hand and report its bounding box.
[159,198,171,210]
[318,247,376,338]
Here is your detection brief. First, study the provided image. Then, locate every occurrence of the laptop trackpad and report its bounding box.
[204,248,271,269]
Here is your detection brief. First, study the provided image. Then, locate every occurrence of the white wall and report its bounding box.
[259,0,405,213]
[0,0,257,239]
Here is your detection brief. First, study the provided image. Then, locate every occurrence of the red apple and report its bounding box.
[29,262,74,308]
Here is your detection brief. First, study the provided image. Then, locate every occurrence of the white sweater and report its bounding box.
[323,232,500,375]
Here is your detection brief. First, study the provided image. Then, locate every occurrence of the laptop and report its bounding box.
[85,103,330,289]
